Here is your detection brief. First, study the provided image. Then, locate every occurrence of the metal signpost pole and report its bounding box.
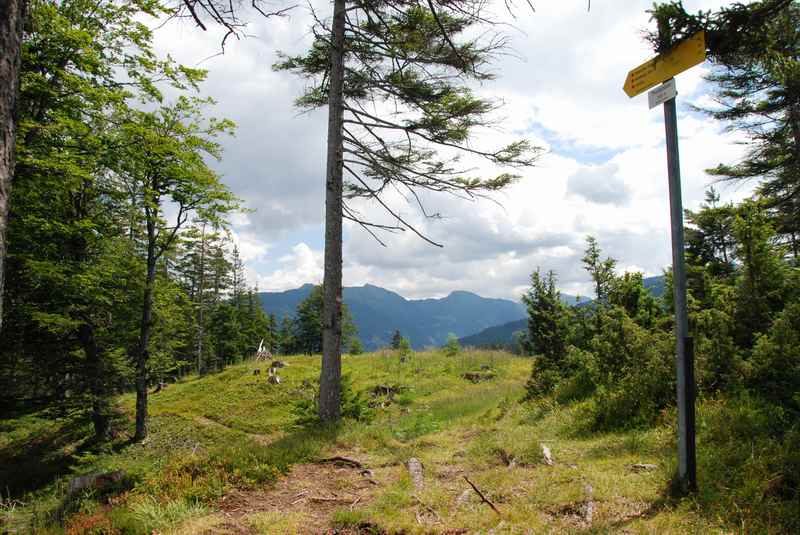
[662,83,696,492]
[625,33,704,494]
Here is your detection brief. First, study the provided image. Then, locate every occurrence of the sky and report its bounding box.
[150,0,754,302]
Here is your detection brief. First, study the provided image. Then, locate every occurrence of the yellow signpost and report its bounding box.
[623,32,706,97]
[624,31,708,494]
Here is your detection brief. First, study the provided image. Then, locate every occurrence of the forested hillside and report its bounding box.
[0,0,273,440]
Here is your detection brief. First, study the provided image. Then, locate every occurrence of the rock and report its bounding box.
[270,360,288,368]
[461,370,496,383]
[629,463,658,472]
[68,471,124,495]
[407,458,424,491]
[541,444,554,466]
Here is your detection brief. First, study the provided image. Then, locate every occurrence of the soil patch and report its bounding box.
[209,459,397,534]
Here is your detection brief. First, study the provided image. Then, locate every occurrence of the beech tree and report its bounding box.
[115,96,238,441]
[277,0,539,421]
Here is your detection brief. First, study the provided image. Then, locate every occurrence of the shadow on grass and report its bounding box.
[0,416,91,500]
[0,410,133,500]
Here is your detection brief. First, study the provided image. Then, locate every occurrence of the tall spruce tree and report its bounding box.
[276,0,539,421]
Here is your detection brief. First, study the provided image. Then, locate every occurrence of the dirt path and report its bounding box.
[198,458,400,534]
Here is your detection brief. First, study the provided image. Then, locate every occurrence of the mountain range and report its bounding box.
[258,276,665,351]
[258,284,529,350]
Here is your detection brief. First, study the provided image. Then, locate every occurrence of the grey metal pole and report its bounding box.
[663,81,697,492]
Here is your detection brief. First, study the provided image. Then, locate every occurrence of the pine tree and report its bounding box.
[293,285,358,355]
[276,0,538,420]
[650,1,800,254]
[582,237,617,305]
[391,330,403,350]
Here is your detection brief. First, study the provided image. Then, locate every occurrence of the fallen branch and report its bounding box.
[318,456,364,468]
[308,496,353,503]
[463,476,500,515]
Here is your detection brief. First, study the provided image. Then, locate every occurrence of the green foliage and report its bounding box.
[289,285,358,355]
[750,301,800,413]
[693,305,743,393]
[444,333,460,356]
[522,269,570,398]
[397,337,412,359]
[274,0,539,241]
[349,337,364,355]
[582,236,617,304]
[694,394,800,532]
[391,329,403,350]
[292,375,374,425]
[732,202,788,348]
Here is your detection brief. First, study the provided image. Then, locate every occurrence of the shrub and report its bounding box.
[749,301,800,414]
[586,308,675,429]
[553,346,598,403]
[349,338,364,355]
[292,375,374,424]
[695,394,800,532]
[397,336,412,358]
[693,306,744,393]
[444,333,460,357]
[524,357,561,399]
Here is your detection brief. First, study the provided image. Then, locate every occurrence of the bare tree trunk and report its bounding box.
[0,0,25,333]
[196,221,206,374]
[79,323,110,441]
[318,0,346,423]
[134,216,157,442]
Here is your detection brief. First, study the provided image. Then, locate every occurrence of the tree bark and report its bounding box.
[318,0,346,423]
[196,221,206,374]
[0,0,25,333]
[79,323,110,440]
[134,215,157,442]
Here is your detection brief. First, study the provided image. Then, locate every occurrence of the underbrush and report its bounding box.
[520,389,800,533]
[0,349,522,533]
[693,394,800,532]
[5,349,796,534]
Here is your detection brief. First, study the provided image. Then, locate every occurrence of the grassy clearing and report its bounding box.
[1,349,795,533]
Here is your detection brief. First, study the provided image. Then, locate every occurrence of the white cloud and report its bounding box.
[255,243,323,291]
[567,163,631,205]
[150,0,755,301]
